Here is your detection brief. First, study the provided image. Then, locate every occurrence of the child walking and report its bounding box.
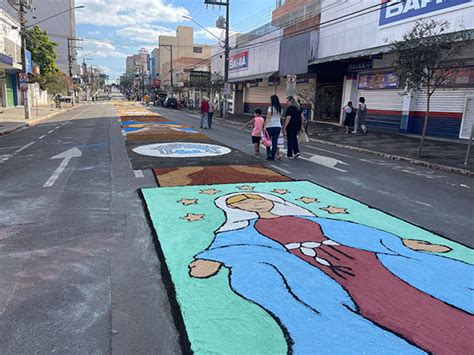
[242,108,265,155]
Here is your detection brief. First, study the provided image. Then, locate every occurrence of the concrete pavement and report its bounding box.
[0,103,181,354]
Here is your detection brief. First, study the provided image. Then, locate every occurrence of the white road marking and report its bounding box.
[38,135,46,140]
[414,201,432,207]
[306,145,350,157]
[54,126,60,130]
[300,153,348,173]
[121,130,126,136]
[14,141,35,153]
[133,170,144,178]
[48,130,54,134]
[69,105,94,120]
[43,147,82,188]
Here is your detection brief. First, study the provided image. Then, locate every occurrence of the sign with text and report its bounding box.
[379,0,471,26]
[358,72,399,89]
[229,51,248,72]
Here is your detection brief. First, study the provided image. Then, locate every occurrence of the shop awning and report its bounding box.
[309,45,392,66]
[228,71,279,83]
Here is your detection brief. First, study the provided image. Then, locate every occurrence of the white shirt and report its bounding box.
[267,106,282,128]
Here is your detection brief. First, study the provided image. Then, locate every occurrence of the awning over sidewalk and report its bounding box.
[228,71,279,83]
[309,45,392,66]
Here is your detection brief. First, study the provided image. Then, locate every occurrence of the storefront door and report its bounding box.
[5,74,15,107]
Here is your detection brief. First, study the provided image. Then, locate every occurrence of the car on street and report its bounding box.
[165,97,178,109]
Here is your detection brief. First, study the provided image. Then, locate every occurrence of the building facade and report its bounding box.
[312,0,474,139]
[0,9,22,107]
[158,26,212,91]
[27,0,79,75]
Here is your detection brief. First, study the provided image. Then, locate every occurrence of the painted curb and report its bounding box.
[0,123,27,136]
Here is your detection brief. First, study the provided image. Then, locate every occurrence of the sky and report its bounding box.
[75,0,276,81]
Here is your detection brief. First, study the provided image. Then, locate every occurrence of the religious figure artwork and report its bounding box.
[142,181,473,355]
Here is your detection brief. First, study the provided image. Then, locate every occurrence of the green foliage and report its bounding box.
[391,20,468,96]
[37,71,68,95]
[26,26,59,75]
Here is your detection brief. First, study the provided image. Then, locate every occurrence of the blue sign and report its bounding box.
[26,50,32,74]
[0,53,13,66]
[379,0,472,26]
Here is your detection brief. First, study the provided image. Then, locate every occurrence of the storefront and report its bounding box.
[311,0,474,138]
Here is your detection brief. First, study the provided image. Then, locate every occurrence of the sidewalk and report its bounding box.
[181,108,473,176]
[0,103,76,136]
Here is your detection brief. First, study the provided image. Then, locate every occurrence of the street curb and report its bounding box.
[0,123,27,136]
[160,110,473,177]
[308,138,473,177]
[0,105,88,137]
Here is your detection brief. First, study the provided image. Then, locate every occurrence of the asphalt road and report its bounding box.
[0,103,181,354]
[150,106,473,248]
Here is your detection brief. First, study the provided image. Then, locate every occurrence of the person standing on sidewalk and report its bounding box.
[200,97,209,129]
[283,96,303,158]
[265,95,282,161]
[343,101,355,135]
[208,99,214,129]
[353,97,368,134]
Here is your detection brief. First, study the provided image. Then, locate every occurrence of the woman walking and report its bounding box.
[283,96,303,158]
[265,95,282,161]
[353,96,368,134]
[343,101,355,135]
[200,97,209,129]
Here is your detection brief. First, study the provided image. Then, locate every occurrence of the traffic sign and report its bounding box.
[286,74,297,96]
[19,72,28,91]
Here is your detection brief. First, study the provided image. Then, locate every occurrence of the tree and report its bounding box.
[26,26,67,94]
[26,26,59,75]
[391,20,468,156]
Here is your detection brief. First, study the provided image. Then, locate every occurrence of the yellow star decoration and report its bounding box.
[177,198,198,206]
[199,189,221,195]
[320,206,349,214]
[237,185,255,191]
[181,213,205,222]
[272,189,289,195]
[297,197,319,204]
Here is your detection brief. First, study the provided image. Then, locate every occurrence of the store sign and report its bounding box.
[133,142,232,158]
[358,72,399,89]
[379,0,471,26]
[229,51,248,72]
[0,53,13,66]
[348,61,373,72]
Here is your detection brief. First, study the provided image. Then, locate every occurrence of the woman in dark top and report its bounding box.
[283,96,304,158]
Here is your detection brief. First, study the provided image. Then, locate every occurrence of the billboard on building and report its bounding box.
[229,51,248,72]
[379,0,472,26]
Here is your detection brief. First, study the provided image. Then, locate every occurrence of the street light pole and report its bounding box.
[19,0,31,120]
[204,0,230,119]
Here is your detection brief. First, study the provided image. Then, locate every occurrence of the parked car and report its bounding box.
[165,97,178,109]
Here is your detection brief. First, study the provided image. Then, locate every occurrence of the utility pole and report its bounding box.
[161,44,173,94]
[204,0,230,118]
[19,0,31,120]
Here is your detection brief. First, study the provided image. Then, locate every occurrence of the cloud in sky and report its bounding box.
[116,25,176,45]
[78,39,127,59]
[76,0,189,27]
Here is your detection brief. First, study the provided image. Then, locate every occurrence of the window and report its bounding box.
[193,47,203,54]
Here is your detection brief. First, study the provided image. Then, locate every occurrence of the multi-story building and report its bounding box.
[27,0,79,75]
[150,48,160,88]
[312,0,474,139]
[225,0,319,115]
[0,8,22,107]
[158,26,212,92]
